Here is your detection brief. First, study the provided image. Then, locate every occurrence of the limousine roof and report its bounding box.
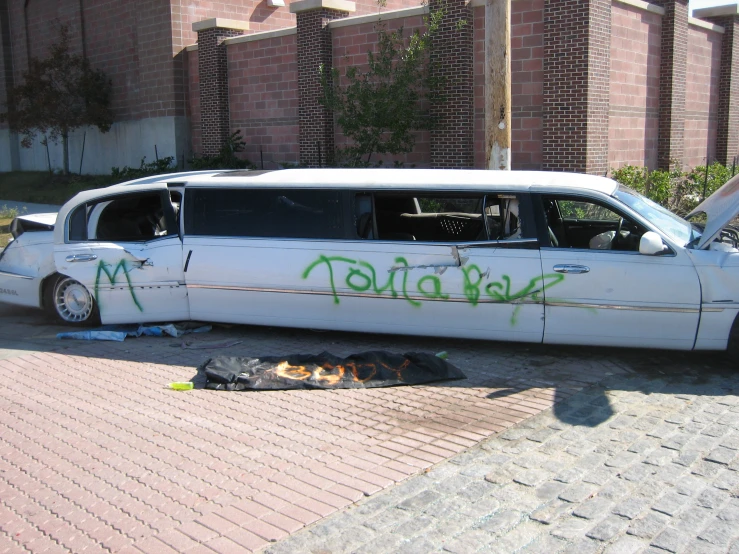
[179,168,620,196]
[62,169,620,213]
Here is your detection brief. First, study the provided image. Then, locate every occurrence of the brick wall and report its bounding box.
[25,0,84,59]
[172,0,420,46]
[542,0,611,174]
[6,0,735,173]
[296,8,351,167]
[684,24,722,168]
[83,2,142,120]
[173,0,294,42]
[703,13,739,167]
[511,0,544,170]
[429,0,473,168]
[0,0,12,120]
[655,0,689,170]
[198,26,246,156]
[332,13,430,167]
[186,49,202,155]
[609,2,661,170]
[7,0,184,122]
[587,0,611,176]
[228,32,299,167]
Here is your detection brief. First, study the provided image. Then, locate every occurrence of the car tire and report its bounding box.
[727,316,739,362]
[44,274,100,326]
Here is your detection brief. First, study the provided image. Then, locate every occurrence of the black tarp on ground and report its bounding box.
[202,351,466,391]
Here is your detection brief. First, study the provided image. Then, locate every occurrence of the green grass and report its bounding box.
[0,172,120,205]
[0,216,12,248]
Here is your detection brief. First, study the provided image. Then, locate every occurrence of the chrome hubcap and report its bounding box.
[55,279,93,322]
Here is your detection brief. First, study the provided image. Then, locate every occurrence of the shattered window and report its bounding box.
[372,193,529,242]
[68,192,174,242]
[185,188,345,239]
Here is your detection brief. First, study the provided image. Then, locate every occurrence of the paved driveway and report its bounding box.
[266,361,739,554]
[0,304,732,553]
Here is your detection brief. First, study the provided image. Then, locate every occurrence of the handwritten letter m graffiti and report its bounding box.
[94,260,144,312]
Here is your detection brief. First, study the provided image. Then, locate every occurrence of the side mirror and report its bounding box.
[639,231,667,255]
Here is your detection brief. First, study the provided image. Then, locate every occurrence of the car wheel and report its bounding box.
[727,316,739,362]
[45,275,100,326]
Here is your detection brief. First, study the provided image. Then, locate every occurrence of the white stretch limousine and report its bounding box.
[1,168,738,355]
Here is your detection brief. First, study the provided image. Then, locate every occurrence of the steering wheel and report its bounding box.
[612,217,624,250]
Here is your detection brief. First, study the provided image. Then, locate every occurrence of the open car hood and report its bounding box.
[687,173,739,250]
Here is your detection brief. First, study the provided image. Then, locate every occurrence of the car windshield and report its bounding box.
[614,185,699,246]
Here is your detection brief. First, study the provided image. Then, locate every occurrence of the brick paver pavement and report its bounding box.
[0,306,731,553]
[265,361,739,554]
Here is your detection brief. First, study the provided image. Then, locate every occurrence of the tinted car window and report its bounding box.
[185,188,345,239]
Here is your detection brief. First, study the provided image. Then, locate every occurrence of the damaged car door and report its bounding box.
[53,185,189,324]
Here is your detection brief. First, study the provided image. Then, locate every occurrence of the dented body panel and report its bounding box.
[0,229,56,308]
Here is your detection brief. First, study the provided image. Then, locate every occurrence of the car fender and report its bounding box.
[0,231,56,308]
[687,248,739,350]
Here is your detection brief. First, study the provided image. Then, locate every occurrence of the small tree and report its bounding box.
[0,25,113,174]
[320,8,445,166]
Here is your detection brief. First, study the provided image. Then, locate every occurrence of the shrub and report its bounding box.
[189,131,256,170]
[610,166,673,207]
[611,163,735,217]
[0,205,22,219]
[110,156,175,182]
[319,8,448,167]
[682,163,733,212]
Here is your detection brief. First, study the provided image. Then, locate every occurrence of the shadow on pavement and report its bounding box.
[551,350,736,427]
[477,345,737,428]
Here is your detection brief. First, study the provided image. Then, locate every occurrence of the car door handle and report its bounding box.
[66,254,98,263]
[553,264,590,274]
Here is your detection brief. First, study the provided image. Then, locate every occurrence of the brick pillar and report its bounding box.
[194,18,249,156]
[291,0,354,167]
[654,0,688,170]
[700,6,739,167]
[542,0,611,175]
[0,0,19,170]
[430,0,473,169]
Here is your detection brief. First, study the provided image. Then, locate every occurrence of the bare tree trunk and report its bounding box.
[485,0,511,171]
[62,132,70,175]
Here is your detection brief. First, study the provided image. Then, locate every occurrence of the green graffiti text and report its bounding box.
[303,255,565,324]
[94,259,144,312]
